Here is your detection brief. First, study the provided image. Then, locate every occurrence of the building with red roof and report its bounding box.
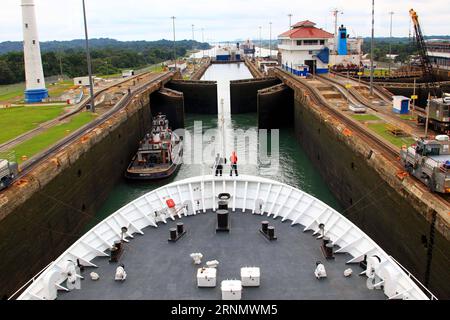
[278,20,333,75]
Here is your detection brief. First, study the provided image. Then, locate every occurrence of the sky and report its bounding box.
[1,0,449,43]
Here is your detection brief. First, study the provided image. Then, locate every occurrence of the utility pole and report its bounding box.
[288,14,293,30]
[171,16,176,70]
[192,24,195,48]
[259,26,262,58]
[58,50,63,80]
[192,24,195,70]
[269,22,272,59]
[201,28,205,58]
[425,92,431,138]
[388,11,394,75]
[331,8,342,54]
[369,0,375,96]
[82,0,95,113]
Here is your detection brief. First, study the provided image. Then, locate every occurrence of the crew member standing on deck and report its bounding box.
[230,151,238,176]
[215,154,227,176]
[215,154,222,176]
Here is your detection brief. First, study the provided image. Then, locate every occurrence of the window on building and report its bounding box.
[303,40,319,45]
[37,79,40,83]
[32,40,36,45]
[320,40,325,45]
[296,40,302,46]
[309,51,313,55]
[25,23,28,28]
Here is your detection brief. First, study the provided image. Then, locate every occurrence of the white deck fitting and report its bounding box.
[197,268,217,288]
[241,267,261,287]
[17,175,432,300]
[221,280,242,300]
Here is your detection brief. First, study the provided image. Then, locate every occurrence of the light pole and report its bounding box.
[192,24,195,70]
[269,22,272,59]
[259,26,262,58]
[288,14,293,29]
[58,50,63,80]
[201,28,205,58]
[82,0,95,113]
[171,16,176,70]
[332,8,343,54]
[369,0,375,96]
[388,11,394,75]
[192,24,195,49]
[425,92,431,138]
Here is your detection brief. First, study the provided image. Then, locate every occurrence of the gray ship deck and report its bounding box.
[58,210,386,300]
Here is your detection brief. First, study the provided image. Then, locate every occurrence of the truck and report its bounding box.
[0,159,19,191]
[400,135,450,193]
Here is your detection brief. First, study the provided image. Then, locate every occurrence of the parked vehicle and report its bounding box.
[400,135,450,193]
[0,159,19,191]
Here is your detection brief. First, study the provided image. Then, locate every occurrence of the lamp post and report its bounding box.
[369,0,375,96]
[171,16,177,70]
[82,0,95,113]
[332,8,343,54]
[388,11,394,75]
[192,24,196,70]
[269,22,272,59]
[259,26,262,58]
[425,92,431,138]
[201,28,205,58]
[58,50,63,80]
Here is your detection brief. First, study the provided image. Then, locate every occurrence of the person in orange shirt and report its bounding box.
[230,151,238,176]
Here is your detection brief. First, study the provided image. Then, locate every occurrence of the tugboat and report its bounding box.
[125,114,183,180]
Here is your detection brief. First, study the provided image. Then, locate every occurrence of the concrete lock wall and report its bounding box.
[0,97,154,298]
[150,88,185,130]
[257,84,294,129]
[293,91,450,299]
[165,80,218,114]
[230,78,281,114]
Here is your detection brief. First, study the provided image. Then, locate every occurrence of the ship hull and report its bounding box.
[125,161,181,180]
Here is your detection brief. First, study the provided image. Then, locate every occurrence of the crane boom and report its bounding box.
[409,8,442,97]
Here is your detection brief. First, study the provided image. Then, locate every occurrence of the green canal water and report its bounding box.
[93,63,340,225]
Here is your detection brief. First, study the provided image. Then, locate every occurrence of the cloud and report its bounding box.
[1,0,448,42]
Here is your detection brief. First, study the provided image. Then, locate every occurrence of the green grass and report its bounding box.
[150,65,165,73]
[0,83,25,102]
[351,114,381,121]
[98,64,166,79]
[0,104,68,144]
[0,80,76,103]
[137,64,165,74]
[47,80,74,98]
[98,73,122,79]
[399,114,416,121]
[9,112,96,164]
[368,123,415,148]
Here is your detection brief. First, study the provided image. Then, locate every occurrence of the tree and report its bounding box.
[0,59,15,84]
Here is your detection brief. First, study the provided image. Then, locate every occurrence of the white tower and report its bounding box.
[21,0,48,103]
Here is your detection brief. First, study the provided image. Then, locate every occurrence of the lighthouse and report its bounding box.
[21,0,48,103]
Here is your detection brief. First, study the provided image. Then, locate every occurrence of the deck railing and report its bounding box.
[7,261,54,300]
[389,256,438,300]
